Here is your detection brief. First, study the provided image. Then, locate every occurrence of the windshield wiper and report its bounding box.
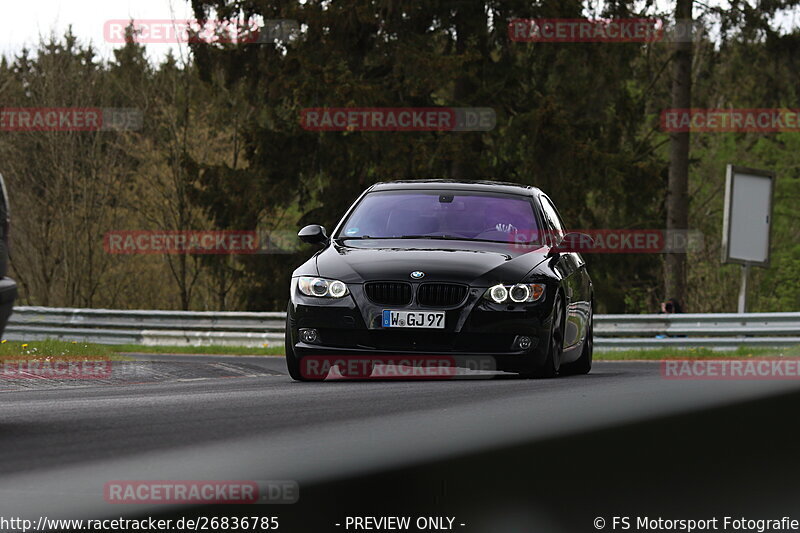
[339,235,543,244]
[338,235,372,240]
[397,235,460,240]
[339,235,457,240]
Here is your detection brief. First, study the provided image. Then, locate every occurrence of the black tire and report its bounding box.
[560,306,593,376]
[521,293,564,379]
[285,304,327,381]
[0,175,9,279]
[284,314,304,381]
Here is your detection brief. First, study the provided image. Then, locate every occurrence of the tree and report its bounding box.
[665,0,693,309]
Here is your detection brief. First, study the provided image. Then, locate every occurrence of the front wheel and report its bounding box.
[284,316,304,381]
[285,304,327,382]
[520,294,564,379]
[560,306,592,376]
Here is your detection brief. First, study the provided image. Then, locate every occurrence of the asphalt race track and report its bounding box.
[2,354,800,532]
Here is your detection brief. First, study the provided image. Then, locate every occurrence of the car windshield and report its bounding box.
[336,190,540,243]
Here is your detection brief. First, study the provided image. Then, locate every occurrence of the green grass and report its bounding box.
[595,345,800,361]
[0,340,129,360]
[110,344,285,356]
[0,341,282,357]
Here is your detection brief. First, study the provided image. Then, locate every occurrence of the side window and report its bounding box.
[539,195,565,243]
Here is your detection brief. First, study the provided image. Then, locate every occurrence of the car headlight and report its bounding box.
[489,285,508,303]
[484,283,545,304]
[298,277,349,298]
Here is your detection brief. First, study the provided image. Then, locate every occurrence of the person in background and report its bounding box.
[660,298,683,314]
[656,298,683,338]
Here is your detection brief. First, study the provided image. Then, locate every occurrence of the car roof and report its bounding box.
[368,179,541,196]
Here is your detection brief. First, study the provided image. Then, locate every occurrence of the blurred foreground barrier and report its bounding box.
[4,307,800,350]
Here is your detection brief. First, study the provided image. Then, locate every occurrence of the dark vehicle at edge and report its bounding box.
[286,179,593,380]
[0,174,17,337]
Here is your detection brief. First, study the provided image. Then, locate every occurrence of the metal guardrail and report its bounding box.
[594,312,800,348]
[4,306,800,350]
[5,307,285,348]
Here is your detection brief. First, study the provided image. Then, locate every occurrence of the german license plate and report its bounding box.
[382,310,445,329]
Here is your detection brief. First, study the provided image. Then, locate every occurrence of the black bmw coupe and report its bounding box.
[286,180,593,380]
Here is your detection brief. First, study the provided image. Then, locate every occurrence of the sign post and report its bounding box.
[721,165,774,313]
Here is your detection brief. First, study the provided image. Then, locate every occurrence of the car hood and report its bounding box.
[313,239,549,286]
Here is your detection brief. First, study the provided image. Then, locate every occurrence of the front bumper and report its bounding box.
[288,280,554,370]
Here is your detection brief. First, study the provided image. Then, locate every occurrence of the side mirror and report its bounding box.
[298,224,329,245]
[547,232,594,257]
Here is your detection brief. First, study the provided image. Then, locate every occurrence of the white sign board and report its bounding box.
[721,165,774,267]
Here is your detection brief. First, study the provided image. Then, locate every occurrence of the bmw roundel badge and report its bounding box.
[410,271,425,279]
